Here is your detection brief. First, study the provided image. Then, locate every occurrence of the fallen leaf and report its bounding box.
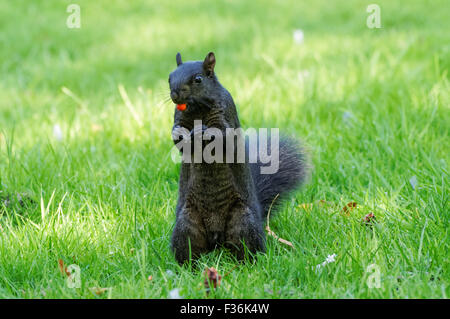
[204,267,222,290]
[148,275,153,281]
[89,287,109,295]
[58,259,71,277]
[341,202,357,216]
[297,200,335,212]
[298,203,313,211]
[362,212,376,227]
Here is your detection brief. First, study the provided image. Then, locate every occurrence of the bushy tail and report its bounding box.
[249,135,310,217]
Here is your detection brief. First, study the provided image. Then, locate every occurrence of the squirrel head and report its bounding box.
[168,52,218,108]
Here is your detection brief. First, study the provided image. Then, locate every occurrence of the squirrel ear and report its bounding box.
[176,52,182,66]
[203,52,216,75]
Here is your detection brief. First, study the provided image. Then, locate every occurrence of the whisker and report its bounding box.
[157,97,174,108]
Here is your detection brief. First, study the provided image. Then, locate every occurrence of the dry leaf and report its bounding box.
[362,212,376,227]
[204,267,222,290]
[298,203,313,211]
[148,275,153,281]
[341,202,357,216]
[58,259,71,277]
[89,287,109,295]
[297,200,335,212]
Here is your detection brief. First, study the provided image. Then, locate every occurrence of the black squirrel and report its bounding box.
[169,52,310,263]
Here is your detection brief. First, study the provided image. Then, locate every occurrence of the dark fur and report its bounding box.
[169,52,309,263]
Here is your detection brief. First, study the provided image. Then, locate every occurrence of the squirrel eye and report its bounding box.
[194,75,202,83]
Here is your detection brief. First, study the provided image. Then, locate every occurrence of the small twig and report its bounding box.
[223,264,238,278]
[265,194,294,248]
[266,194,279,224]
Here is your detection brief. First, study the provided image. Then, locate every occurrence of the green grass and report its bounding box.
[0,0,448,298]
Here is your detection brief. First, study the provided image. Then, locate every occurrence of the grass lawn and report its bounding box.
[0,0,448,298]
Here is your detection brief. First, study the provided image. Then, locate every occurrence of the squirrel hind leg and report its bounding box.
[171,213,209,264]
[225,205,266,260]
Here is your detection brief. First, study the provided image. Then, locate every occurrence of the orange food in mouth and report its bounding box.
[176,104,187,111]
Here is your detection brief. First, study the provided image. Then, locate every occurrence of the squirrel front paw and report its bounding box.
[172,125,211,140]
[191,125,217,142]
[172,124,217,156]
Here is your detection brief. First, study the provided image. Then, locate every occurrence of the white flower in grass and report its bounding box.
[325,254,337,264]
[293,29,304,44]
[314,253,337,272]
[53,124,63,141]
